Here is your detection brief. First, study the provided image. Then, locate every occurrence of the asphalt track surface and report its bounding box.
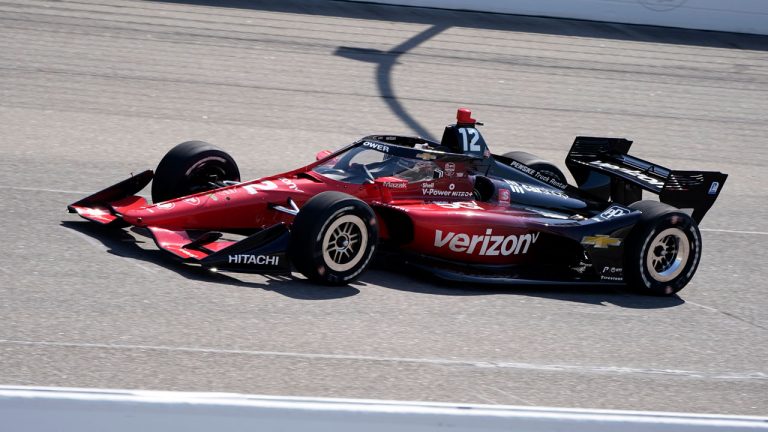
[1,0,767,416]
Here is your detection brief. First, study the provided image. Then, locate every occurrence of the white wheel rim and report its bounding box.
[322,214,368,273]
[646,227,690,282]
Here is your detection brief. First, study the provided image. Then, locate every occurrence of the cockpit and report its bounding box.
[312,139,476,185]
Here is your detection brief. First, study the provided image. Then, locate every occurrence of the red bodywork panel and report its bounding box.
[392,201,542,265]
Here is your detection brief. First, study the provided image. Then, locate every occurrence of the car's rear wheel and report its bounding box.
[502,151,567,185]
[152,141,240,203]
[624,201,702,295]
[289,191,378,285]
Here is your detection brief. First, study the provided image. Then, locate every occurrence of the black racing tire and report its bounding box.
[502,151,567,185]
[624,200,702,296]
[289,191,378,285]
[152,141,240,203]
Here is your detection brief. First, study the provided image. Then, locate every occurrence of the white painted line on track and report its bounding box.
[700,228,768,236]
[0,185,92,195]
[0,339,765,381]
[685,301,719,313]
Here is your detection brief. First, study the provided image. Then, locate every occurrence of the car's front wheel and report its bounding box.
[152,141,240,203]
[289,191,378,285]
[624,201,702,295]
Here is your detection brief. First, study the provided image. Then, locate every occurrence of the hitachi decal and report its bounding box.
[227,254,280,265]
[590,161,665,187]
[434,229,539,256]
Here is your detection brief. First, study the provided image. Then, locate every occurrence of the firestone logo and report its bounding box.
[434,229,540,256]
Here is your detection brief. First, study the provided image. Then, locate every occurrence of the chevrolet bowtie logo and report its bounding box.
[581,235,622,248]
[416,152,437,161]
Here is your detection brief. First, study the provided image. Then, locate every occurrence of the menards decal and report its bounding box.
[434,229,539,256]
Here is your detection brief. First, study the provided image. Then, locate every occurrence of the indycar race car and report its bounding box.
[68,109,727,295]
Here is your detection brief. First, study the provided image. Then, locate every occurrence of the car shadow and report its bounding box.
[61,221,360,300]
[366,260,686,310]
[62,220,684,308]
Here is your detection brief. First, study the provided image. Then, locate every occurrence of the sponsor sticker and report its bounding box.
[590,161,665,188]
[581,235,622,248]
[383,181,407,189]
[227,254,280,265]
[279,177,303,193]
[601,266,624,281]
[433,201,483,210]
[708,181,719,195]
[498,188,510,204]
[421,182,471,197]
[596,205,630,220]
[363,141,390,153]
[183,197,201,206]
[504,180,568,198]
[156,202,175,210]
[445,162,456,177]
[510,160,536,176]
[434,229,539,256]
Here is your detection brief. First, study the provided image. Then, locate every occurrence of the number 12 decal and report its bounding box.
[458,128,481,152]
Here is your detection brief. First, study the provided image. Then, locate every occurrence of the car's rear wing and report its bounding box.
[565,137,727,223]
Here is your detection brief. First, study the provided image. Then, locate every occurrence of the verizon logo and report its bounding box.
[434,229,539,256]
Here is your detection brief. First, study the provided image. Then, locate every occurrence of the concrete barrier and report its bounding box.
[2,386,768,431]
[351,0,768,35]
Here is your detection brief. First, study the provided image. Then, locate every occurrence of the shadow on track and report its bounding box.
[157,0,768,140]
[335,25,448,140]
[62,220,685,309]
[61,221,360,301]
[368,260,686,310]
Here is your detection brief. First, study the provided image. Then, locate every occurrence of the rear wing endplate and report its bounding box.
[566,137,727,223]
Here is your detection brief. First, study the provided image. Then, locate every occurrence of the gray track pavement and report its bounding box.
[1,0,766,415]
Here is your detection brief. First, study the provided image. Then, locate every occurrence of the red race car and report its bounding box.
[69,109,727,295]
